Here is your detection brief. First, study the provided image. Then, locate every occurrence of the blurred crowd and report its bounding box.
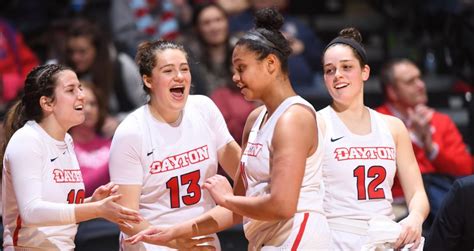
[1,0,473,249]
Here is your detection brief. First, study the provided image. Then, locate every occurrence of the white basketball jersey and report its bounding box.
[110,95,233,250]
[241,96,325,246]
[2,121,83,250]
[319,106,396,221]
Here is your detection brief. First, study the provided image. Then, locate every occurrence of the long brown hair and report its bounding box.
[1,64,70,169]
[65,19,113,107]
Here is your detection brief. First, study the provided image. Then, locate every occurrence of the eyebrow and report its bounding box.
[324,59,354,67]
[159,63,189,69]
[232,58,243,64]
[63,83,79,89]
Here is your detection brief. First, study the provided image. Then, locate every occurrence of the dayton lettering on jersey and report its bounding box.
[149,145,209,174]
[334,147,395,161]
[243,142,263,157]
[53,169,84,183]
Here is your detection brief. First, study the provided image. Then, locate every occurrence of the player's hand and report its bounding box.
[174,237,216,251]
[394,212,424,249]
[203,175,233,208]
[125,226,215,250]
[90,182,119,202]
[126,226,171,245]
[96,194,142,229]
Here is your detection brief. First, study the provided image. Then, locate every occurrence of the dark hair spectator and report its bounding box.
[376,58,473,229]
[63,18,145,137]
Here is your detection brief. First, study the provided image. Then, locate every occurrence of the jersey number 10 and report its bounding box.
[353,165,386,200]
[67,189,85,204]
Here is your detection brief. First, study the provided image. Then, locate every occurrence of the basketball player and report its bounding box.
[125,8,331,250]
[1,64,141,250]
[108,40,241,250]
[318,27,429,250]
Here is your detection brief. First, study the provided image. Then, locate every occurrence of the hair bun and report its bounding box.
[339,27,363,43]
[254,7,284,31]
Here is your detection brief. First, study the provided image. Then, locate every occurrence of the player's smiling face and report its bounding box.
[323,44,370,106]
[144,48,191,112]
[50,70,86,129]
[232,45,269,101]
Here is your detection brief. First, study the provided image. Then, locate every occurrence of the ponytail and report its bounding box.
[1,100,28,169]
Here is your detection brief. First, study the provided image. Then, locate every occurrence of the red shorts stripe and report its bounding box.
[291,212,309,251]
[13,215,22,246]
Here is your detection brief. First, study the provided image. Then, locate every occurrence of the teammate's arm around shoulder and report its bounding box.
[383,114,429,249]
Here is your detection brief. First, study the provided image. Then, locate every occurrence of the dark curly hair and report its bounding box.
[236,7,292,73]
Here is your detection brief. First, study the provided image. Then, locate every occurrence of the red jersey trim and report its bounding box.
[291,212,309,251]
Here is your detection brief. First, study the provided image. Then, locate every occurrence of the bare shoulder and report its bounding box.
[278,104,316,126]
[245,105,265,127]
[379,112,408,137]
[275,104,317,141]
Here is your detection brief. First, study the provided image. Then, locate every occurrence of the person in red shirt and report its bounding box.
[376,58,472,226]
[0,18,39,106]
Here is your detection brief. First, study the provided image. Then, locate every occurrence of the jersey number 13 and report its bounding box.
[166,170,202,208]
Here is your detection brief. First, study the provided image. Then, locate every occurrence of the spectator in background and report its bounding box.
[210,85,256,145]
[228,0,324,88]
[70,81,111,198]
[110,0,181,57]
[64,18,145,138]
[0,18,39,115]
[425,175,474,250]
[183,2,234,95]
[182,3,256,145]
[376,58,473,224]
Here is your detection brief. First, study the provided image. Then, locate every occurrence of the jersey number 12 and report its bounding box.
[353,165,386,200]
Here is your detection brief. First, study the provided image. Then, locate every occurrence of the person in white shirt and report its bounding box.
[108,40,242,250]
[318,27,429,250]
[126,7,331,250]
[1,64,141,251]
